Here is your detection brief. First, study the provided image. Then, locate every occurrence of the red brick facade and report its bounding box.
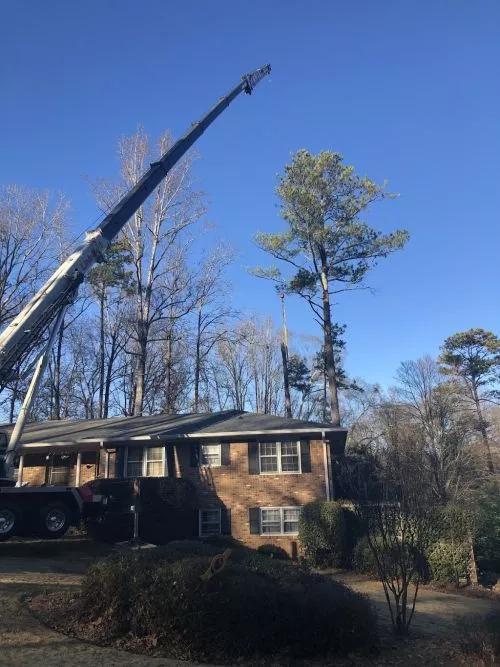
[17,438,335,555]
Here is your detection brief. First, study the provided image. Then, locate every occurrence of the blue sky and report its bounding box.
[1,0,499,387]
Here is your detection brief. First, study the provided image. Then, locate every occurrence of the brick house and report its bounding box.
[2,410,347,555]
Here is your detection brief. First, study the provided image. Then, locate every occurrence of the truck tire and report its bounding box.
[0,502,22,541]
[35,502,71,539]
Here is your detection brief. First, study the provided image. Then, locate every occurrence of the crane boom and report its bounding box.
[0,64,271,389]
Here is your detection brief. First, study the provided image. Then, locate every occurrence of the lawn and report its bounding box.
[0,536,498,666]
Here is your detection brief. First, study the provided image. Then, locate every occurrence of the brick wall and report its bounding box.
[18,438,331,556]
[176,439,328,555]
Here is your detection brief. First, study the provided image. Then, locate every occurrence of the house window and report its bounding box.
[125,446,166,477]
[259,441,301,474]
[126,447,143,478]
[261,507,301,535]
[145,447,165,476]
[48,454,73,485]
[200,443,221,467]
[199,509,221,536]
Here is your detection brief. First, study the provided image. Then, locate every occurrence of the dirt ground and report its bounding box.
[0,538,216,667]
[332,570,499,638]
[0,537,499,666]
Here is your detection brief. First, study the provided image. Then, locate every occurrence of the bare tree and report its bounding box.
[91,127,205,415]
[191,244,236,412]
[394,356,479,503]
[355,414,438,635]
[0,185,69,328]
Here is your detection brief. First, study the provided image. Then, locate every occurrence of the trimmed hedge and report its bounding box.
[353,536,378,575]
[298,501,361,567]
[77,543,379,662]
[353,535,430,583]
[428,541,469,585]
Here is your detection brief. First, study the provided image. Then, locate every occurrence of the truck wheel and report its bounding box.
[35,502,71,539]
[0,502,22,541]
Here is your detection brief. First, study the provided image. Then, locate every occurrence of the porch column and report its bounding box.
[17,454,24,486]
[76,451,82,487]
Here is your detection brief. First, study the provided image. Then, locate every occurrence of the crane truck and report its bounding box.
[0,64,271,541]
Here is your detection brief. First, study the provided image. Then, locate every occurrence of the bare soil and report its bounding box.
[1,537,499,666]
[0,537,210,666]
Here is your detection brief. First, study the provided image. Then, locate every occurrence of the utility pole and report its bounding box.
[280,293,292,418]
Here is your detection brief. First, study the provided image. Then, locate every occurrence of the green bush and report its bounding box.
[78,545,379,662]
[353,536,378,575]
[428,540,469,585]
[257,544,290,560]
[475,481,500,574]
[353,535,430,583]
[457,609,500,663]
[299,501,360,567]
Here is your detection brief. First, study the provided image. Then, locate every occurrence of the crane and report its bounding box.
[0,64,271,484]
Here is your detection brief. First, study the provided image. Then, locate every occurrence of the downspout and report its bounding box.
[322,430,331,501]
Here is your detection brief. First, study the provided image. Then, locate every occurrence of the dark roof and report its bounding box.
[0,410,347,450]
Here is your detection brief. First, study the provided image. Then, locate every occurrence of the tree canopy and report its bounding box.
[253,149,409,424]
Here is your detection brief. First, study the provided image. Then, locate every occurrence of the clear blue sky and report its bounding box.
[2,0,499,387]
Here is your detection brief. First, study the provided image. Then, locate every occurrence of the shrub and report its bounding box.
[353,536,378,575]
[457,609,500,663]
[77,546,379,662]
[353,535,430,583]
[428,540,469,585]
[256,544,290,560]
[475,481,500,574]
[299,501,360,567]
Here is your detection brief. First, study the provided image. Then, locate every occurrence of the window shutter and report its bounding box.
[249,507,260,535]
[221,443,231,466]
[248,442,259,474]
[190,443,200,467]
[166,444,175,477]
[300,440,311,473]
[221,507,231,535]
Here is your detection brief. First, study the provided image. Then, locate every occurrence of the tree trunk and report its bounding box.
[321,279,341,426]
[133,337,147,416]
[53,316,65,420]
[165,318,175,414]
[9,379,18,424]
[281,342,292,418]
[472,387,494,473]
[97,291,105,419]
[103,330,117,419]
[468,537,479,586]
[194,304,202,412]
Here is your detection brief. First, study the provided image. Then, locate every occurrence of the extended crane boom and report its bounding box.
[0,64,271,390]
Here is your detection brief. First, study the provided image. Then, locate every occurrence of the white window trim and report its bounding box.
[258,441,302,474]
[200,443,222,467]
[123,445,167,477]
[260,506,301,536]
[199,508,222,537]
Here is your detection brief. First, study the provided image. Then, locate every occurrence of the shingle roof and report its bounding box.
[0,410,347,450]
